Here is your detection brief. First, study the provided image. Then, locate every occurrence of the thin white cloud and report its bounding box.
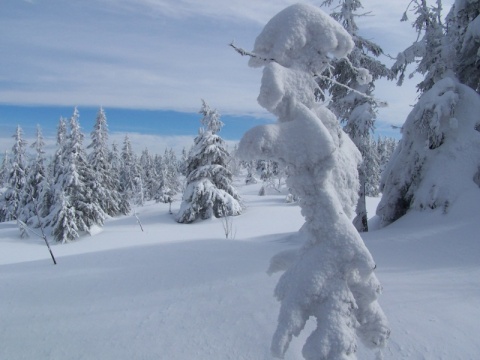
[0,0,453,133]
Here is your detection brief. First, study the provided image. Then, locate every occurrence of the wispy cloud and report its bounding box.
[0,0,452,131]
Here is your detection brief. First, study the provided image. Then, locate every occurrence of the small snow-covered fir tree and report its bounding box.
[176,100,242,223]
[120,135,144,206]
[109,141,131,215]
[51,191,79,243]
[0,151,9,188]
[18,125,48,226]
[87,107,124,217]
[139,148,157,201]
[236,4,389,359]
[1,125,28,222]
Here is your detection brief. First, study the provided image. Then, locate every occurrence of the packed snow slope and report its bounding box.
[1,181,479,360]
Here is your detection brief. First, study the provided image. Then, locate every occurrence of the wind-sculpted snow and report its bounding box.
[238,4,389,359]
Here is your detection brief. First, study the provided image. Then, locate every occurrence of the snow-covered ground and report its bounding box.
[1,180,479,359]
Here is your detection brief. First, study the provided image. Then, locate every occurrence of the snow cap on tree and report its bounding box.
[249,3,354,72]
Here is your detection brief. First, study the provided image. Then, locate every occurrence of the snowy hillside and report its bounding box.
[1,181,479,360]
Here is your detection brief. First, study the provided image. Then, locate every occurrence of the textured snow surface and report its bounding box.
[1,181,480,359]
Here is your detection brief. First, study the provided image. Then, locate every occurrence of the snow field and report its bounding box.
[1,182,480,359]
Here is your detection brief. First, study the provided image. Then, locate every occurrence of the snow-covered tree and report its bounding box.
[139,148,158,201]
[120,135,143,206]
[50,108,105,241]
[392,0,447,93]
[109,141,131,215]
[446,0,480,93]
[320,0,392,231]
[18,125,48,226]
[176,100,242,223]
[87,107,124,217]
[51,191,79,244]
[236,4,389,359]
[378,0,480,226]
[0,151,9,188]
[1,126,28,222]
[155,149,181,203]
[377,136,397,175]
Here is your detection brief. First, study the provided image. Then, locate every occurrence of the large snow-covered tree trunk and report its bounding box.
[237,4,389,359]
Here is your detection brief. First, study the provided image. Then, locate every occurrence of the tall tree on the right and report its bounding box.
[320,0,392,231]
[446,0,480,93]
[377,0,480,226]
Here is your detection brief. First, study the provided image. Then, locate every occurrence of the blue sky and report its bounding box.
[0,0,453,154]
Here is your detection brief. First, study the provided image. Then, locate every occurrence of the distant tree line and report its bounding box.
[0,107,183,243]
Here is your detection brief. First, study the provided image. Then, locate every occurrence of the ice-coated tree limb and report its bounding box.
[229,41,387,107]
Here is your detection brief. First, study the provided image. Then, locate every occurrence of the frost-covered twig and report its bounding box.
[313,73,388,107]
[230,41,388,107]
[17,198,57,265]
[133,210,144,232]
[220,205,236,240]
[229,41,276,63]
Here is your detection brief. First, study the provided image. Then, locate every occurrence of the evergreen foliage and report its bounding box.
[378,0,480,225]
[176,100,242,223]
[321,0,393,232]
[0,126,28,222]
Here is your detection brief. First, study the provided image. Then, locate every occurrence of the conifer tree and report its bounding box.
[0,151,8,188]
[1,126,28,222]
[446,0,480,92]
[51,191,79,244]
[87,107,123,216]
[120,135,143,206]
[50,108,105,241]
[176,100,242,223]
[140,147,158,201]
[109,141,131,215]
[19,125,48,226]
[378,0,480,225]
[320,0,392,231]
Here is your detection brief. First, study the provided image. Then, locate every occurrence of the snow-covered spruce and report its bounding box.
[176,100,242,223]
[377,77,480,225]
[0,125,28,223]
[49,108,106,242]
[379,0,480,226]
[320,0,392,232]
[87,107,126,217]
[237,4,389,359]
[18,125,48,227]
[120,135,144,206]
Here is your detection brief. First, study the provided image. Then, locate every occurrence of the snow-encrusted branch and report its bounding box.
[313,73,388,107]
[229,41,388,107]
[229,41,276,63]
